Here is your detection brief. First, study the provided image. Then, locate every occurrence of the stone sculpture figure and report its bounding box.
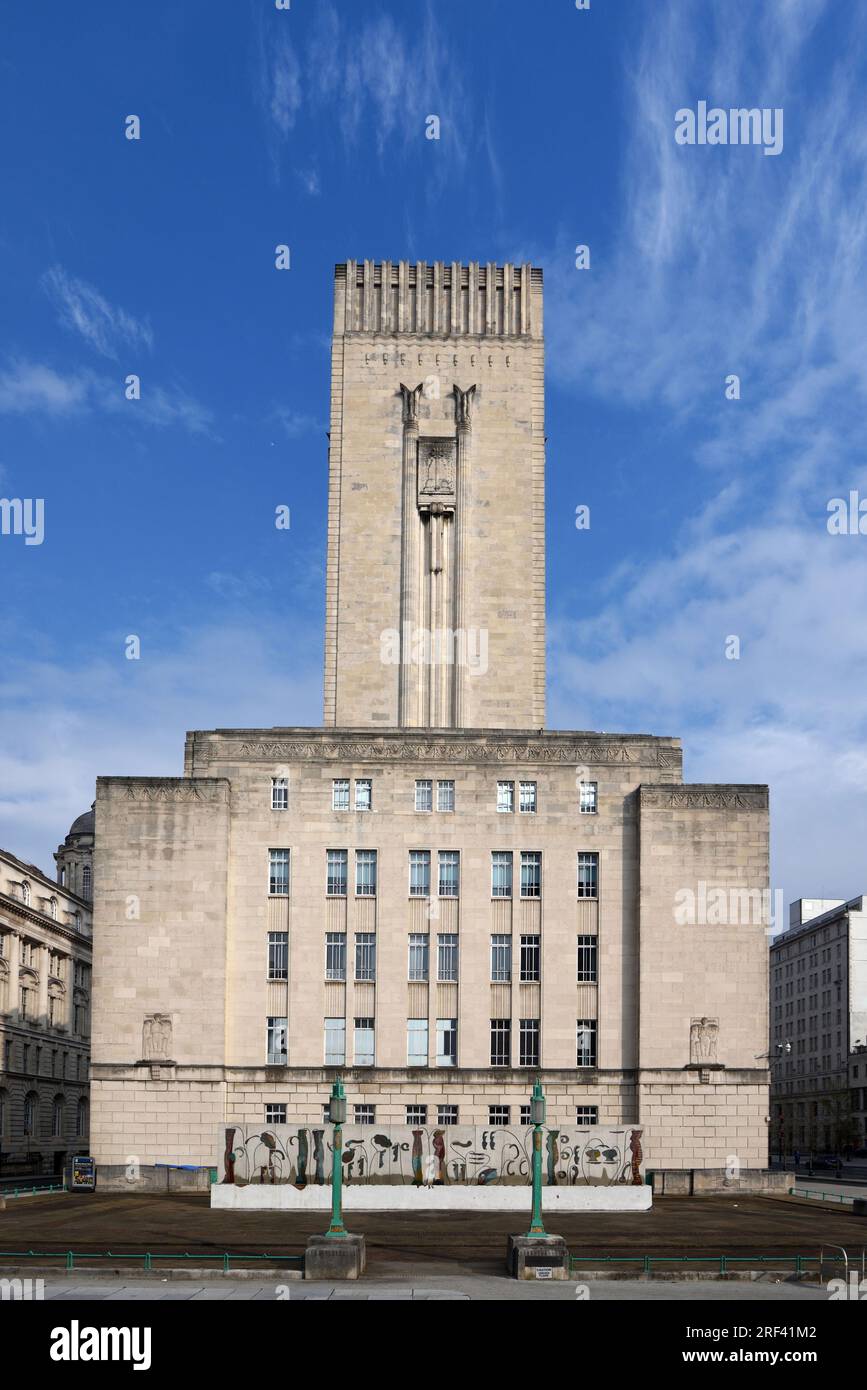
[690,1016,719,1064]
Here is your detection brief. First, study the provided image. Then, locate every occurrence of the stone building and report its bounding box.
[91,261,771,1184]
[0,821,93,1175]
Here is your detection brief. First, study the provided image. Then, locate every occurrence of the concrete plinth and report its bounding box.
[507,1233,569,1280]
[304,1233,366,1280]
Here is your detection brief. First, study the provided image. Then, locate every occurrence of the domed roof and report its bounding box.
[68,807,94,838]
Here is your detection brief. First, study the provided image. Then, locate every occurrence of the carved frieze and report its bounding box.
[227,736,681,768]
[642,787,767,810]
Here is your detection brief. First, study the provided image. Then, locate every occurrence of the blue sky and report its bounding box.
[1,0,865,909]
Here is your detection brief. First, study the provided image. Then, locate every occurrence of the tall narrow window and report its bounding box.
[326,849,348,896]
[579,781,598,814]
[21,881,31,906]
[436,1018,457,1067]
[491,851,513,898]
[408,933,429,982]
[415,779,433,812]
[437,933,458,982]
[268,931,288,980]
[271,777,288,810]
[577,1019,597,1067]
[23,1092,37,1135]
[267,1017,287,1064]
[332,779,350,811]
[354,1018,375,1066]
[325,932,346,981]
[437,780,455,812]
[409,850,431,897]
[577,852,598,899]
[355,778,372,812]
[82,866,92,899]
[438,850,459,897]
[269,849,290,896]
[76,1096,88,1137]
[490,1019,511,1067]
[520,851,541,898]
[577,935,598,982]
[520,935,540,982]
[52,1095,64,1138]
[519,781,537,813]
[497,781,514,813]
[355,933,376,981]
[519,1018,540,1067]
[356,849,377,896]
[407,1019,429,1066]
[491,935,512,983]
[324,1017,346,1065]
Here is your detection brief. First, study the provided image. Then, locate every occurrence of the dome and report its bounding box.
[68,807,94,838]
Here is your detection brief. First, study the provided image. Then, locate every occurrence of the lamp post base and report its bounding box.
[507,1233,569,1280]
[305,1233,366,1280]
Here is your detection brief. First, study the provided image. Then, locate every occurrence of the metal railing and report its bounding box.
[790,1186,855,1204]
[567,1253,847,1276]
[0,1249,304,1272]
[0,1182,65,1199]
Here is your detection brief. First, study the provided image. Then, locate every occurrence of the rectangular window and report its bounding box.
[407,1019,429,1067]
[519,780,537,814]
[332,778,350,811]
[436,1018,457,1067]
[267,1016,287,1065]
[409,850,431,897]
[576,1106,599,1125]
[491,851,513,899]
[271,777,288,810]
[408,933,429,982]
[406,1104,428,1125]
[437,780,455,812]
[579,781,598,814]
[491,934,512,983]
[415,779,433,812]
[520,851,541,898]
[265,1103,286,1125]
[269,848,290,896]
[354,1103,375,1124]
[324,1017,345,1065]
[520,935,540,982]
[438,850,459,897]
[268,931,288,980]
[437,1104,458,1125]
[355,933,376,982]
[437,933,458,983]
[490,1018,511,1067]
[356,849,377,896]
[489,1105,510,1126]
[577,1019,597,1068]
[354,1018,375,1067]
[520,1104,531,1126]
[355,778,372,811]
[519,1018,540,1067]
[497,780,514,813]
[325,932,346,981]
[577,935,598,983]
[577,852,599,899]
[326,849,348,896]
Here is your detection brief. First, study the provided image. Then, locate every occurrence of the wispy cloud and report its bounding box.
[0,359,217,437]
[41,266,153,359]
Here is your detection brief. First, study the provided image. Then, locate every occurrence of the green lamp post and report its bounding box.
[325,1077,348,1238]
[525,1078,546,1238]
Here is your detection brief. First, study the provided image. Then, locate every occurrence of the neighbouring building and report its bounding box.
[91,260,771,1186]
[0,813,93,1175]
[770,895,867,1154]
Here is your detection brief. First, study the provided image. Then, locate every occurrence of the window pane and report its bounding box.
[332,779,350,811]
[496,781,514,813]
[271,777,288,810]
[438,850,459,897]
[520,851,541,898]
[576,1106,599,1125]
[268,931,288,980]
[519,1018,540,1067]
[579,781,598,814]
[324,1017,345,1065]
[409,850,430,896]
[490,1019,511,1066]
[489,1105,510,1126]
[491,851,513,898]
[355,778,372,811]
[577,1019,597,1067]
[577,935,597,982]
[520,935,540,982]
[355,933,376,981]
[519,781,536,813]
[407,1018,428,1066]
[415,779,432,811]
[408,933,429,982]
[267,1016,287,1064]
[436,1018,457,1067]
[326,932,346,981]
[491,934,512,983]
[354,1018,375,1066]
[437,1103,458,1124]
[269,849,290,895]
[437,780,455,812]
[326,849,348,895]
[356,850,377,895]
[577,853,598,899]
[437,934,458,983]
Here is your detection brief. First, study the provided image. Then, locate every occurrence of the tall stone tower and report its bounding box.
[323,260,546,730]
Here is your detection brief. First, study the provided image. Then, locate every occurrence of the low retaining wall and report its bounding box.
[94,1165,213,1194]
[650,1169,792,1196]
[211,1183,652,1212]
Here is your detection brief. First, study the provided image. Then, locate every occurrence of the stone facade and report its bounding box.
[90,262,770,1184]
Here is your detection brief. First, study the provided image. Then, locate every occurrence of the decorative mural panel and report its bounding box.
[218,1125,644,1188]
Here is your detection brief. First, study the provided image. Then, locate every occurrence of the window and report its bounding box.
[415,779,433,812]
[23,1091,37,1135]
[325,933,346,981]
[436,1018,457,1067]
[356,849,377,896]
[577,1019,597,1068]
[407,1020,428,1066]
[406,1104,428,1125]
[409,850,431,897]
[0,1089,6,1136]
[437,933,458,983]
[438,851,459,897]
[271,777,288,810]
[577,852,598,899]
[355,778,372,812]
[267,1017,287,1064]
[491,1019,511,1067]
[579,781,598,814]
[76,1097,88,1138]
[437,1104,458,1125]
[497,781,514,813]
[520,935,540,982]
[52,1095,64,1137]
[332,778,350,811]
[354,1018,375,1067]
[354,1104,375,1124]
[491,934,512,983]
[408,933,429,982]
[519,1018,540,1067]
[437,780,455,812]
[269,848,290,896]
[491,851,513,899]
[265,1103,286,1125]
[354,933,376,982]
[519,781,537,813]
[577,935,598,983]
[324,1017,346,1065]
[82,865,92,900]
[268,932,288,980]
[576,1106,599,1125]
[520,1104,532,1125]
[21,881,31,906]
[49,897,57,920]
[489,1105,510,1126]
[327,849,348,896]
[520,851,541,898]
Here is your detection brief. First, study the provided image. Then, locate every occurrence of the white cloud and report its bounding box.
[0,359,217,437]
[41,266,153,360]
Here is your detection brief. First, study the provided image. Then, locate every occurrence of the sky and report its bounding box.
[0,0,865,910]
